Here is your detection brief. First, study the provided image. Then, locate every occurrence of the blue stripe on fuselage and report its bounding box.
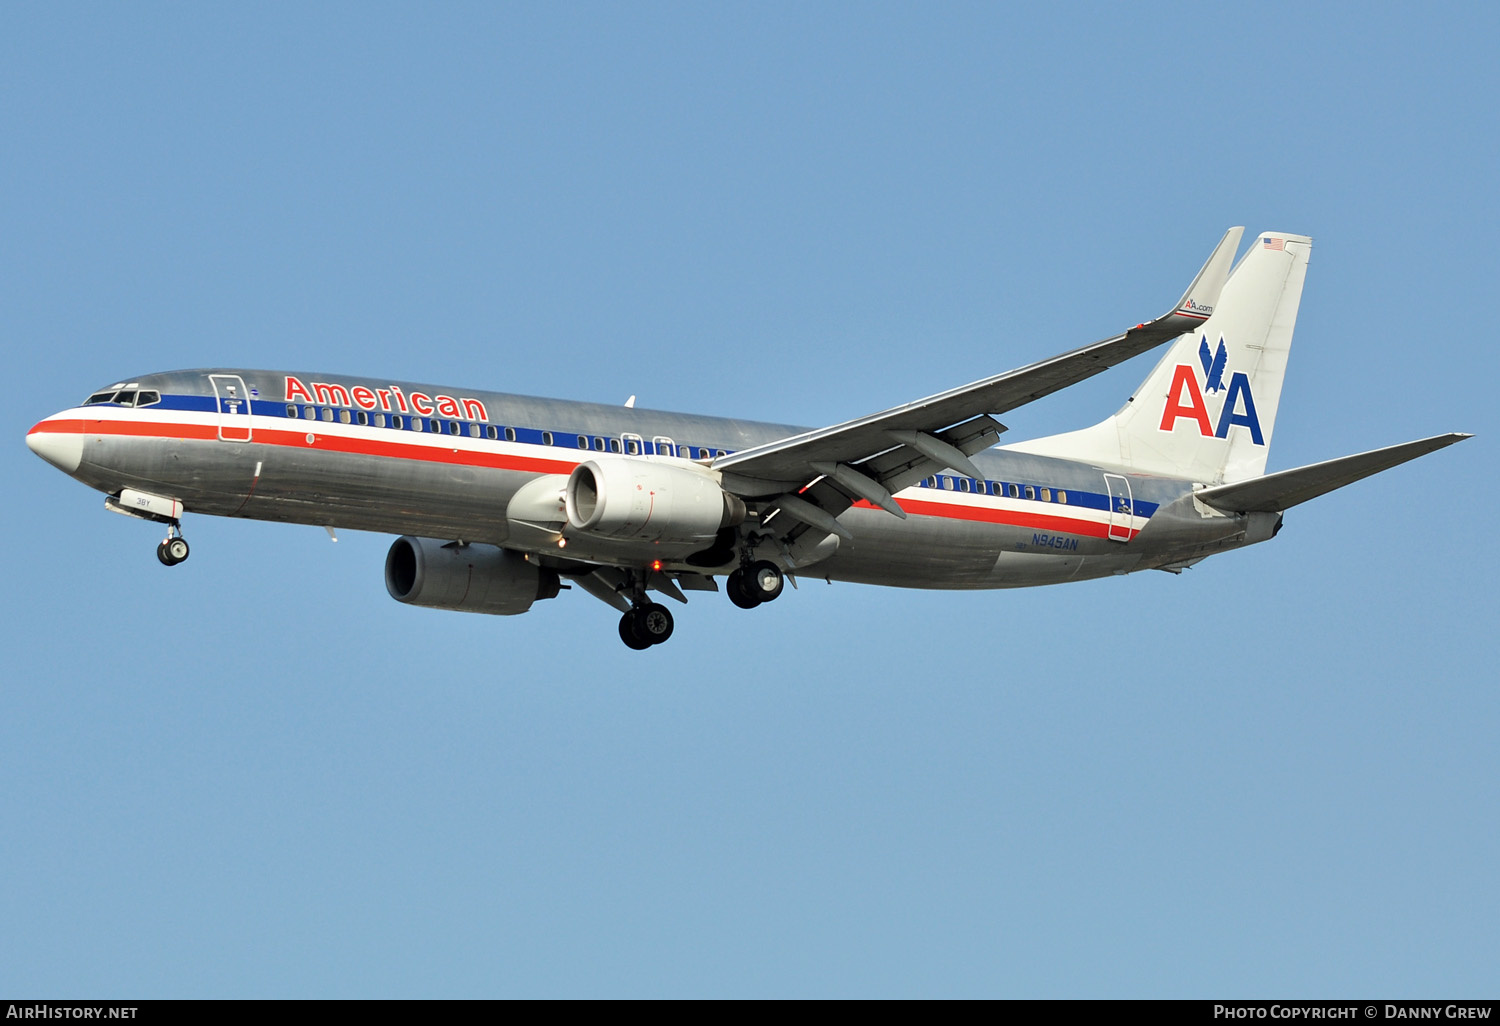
[102,393,1163,521]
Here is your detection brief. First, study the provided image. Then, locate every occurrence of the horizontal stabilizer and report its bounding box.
[1194,433,1472,513]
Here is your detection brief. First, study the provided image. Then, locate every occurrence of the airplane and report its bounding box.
[25,227,1470,649]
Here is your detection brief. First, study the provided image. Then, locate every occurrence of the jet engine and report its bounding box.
[565,458,745,545]
[385,536,560,615]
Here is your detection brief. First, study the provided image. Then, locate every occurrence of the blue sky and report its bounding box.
[3,3,1496,997]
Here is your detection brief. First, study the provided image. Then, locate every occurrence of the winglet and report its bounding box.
[1169,226,1243,322]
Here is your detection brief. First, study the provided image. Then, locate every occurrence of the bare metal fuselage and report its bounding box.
[33,367,1265,591]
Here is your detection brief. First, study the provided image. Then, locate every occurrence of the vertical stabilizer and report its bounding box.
[1007,231,1311,484]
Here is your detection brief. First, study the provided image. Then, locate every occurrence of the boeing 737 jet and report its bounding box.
[26,228,1469,648]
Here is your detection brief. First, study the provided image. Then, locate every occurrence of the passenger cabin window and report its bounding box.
[412,418,424,432]
[339,410,352,424]
[286,404,297,417]
[468,424,480,438]
[625,438,640,455]
[391,415,404,429]
[429,419,440,433]
[543,431,554,446]
[504,427,516,442]
[593,437,606,452]
[1040,487,1051,502]
[959,479,970,493]
[374,414,386,427]
[355,411,368,426]
[1024,485,1035,500]
[321,408,334,422]
[609,438,621,453]
[1009,484,1020,499]
[1057,490,1067,504]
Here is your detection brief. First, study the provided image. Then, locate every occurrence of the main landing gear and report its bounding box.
[156,522,190,567]
[619,602,674,650]
[611,558,785,650]
[726,559,784,609]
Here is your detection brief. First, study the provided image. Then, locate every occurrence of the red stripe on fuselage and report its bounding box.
[858,498,1137,540]
[55,416,1139,538]
[56,416,588,477]
[57,418,218,441]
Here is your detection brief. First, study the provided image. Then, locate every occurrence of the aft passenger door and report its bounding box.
[1103,472,1133,542]
[209,374,253,442]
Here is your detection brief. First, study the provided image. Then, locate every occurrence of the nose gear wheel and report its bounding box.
[156,522,190,566]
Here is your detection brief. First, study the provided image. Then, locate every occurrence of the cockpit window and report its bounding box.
[83,384,157,407]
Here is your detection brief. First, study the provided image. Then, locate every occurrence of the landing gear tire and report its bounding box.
[619,610,652,650]
[726,569,761,609]
[157,536,190,566]
[747,560,784,603]
[632,602,674,646]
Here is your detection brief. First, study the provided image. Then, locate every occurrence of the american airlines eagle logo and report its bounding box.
[1159,335,1265,444]
[1198,337,1228,393]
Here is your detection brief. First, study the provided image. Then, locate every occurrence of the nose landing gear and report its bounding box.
[156,523,190,566]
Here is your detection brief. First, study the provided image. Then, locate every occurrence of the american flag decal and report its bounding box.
[1262,236,1285,250]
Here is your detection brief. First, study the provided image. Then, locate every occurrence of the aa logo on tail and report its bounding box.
[1159,335,1264,444]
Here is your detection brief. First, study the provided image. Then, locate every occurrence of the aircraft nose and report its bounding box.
[27,418,84,474]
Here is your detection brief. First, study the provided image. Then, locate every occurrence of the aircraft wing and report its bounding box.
[1194,433,1472,514]
[713,227,1244,546]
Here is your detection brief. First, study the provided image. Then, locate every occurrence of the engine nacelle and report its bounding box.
[565,458,745,544]
[385,536,560,616]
